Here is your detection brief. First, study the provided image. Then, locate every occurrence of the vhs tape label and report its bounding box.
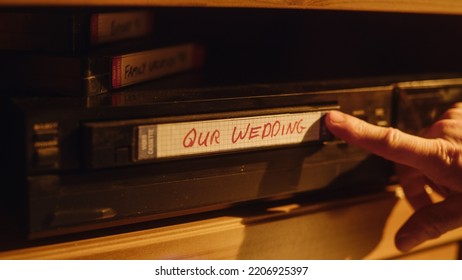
[111,43,202,89]
[137,111,325,160]
[90,11,154,45]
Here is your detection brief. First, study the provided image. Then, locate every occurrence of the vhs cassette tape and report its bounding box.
[0,9,155,53]
[1,41,204,96]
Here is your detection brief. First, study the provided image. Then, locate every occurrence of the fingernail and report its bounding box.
[328,111,346,124]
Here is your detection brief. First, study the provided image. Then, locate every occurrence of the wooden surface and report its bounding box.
[1,187,461,260]
[364,187,462,259]
[0,0,462,16]
[393,243,459,260]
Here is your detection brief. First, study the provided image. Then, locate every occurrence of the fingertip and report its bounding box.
[395,231,420,253]
[394,208,436,252]
[395,214,432,252]
[324,110,357,140]
[326,110,347,125]
[394,198,462,253]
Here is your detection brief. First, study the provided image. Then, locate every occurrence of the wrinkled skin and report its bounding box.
[325,103,462,252]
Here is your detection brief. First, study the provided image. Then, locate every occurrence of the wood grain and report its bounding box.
[2,0,462,16]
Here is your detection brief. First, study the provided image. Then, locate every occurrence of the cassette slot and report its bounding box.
[4,77,393,175]
[395,78,462,134]
[83,105,338,169]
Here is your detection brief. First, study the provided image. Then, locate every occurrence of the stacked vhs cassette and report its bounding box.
[0,9,204,96]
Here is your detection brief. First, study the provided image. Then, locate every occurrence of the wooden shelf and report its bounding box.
[2,0,462,16]
[1,187,461,260]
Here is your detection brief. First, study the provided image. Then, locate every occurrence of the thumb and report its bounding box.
[395,195,462,252]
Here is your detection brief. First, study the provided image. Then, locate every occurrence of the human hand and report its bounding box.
[324,104,462,252]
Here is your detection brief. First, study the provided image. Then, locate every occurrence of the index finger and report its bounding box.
[324,110,444,172]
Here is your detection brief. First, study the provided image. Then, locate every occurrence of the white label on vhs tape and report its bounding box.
[91,11,153,44]
[137,111,324,160]
[112,43,199,88]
